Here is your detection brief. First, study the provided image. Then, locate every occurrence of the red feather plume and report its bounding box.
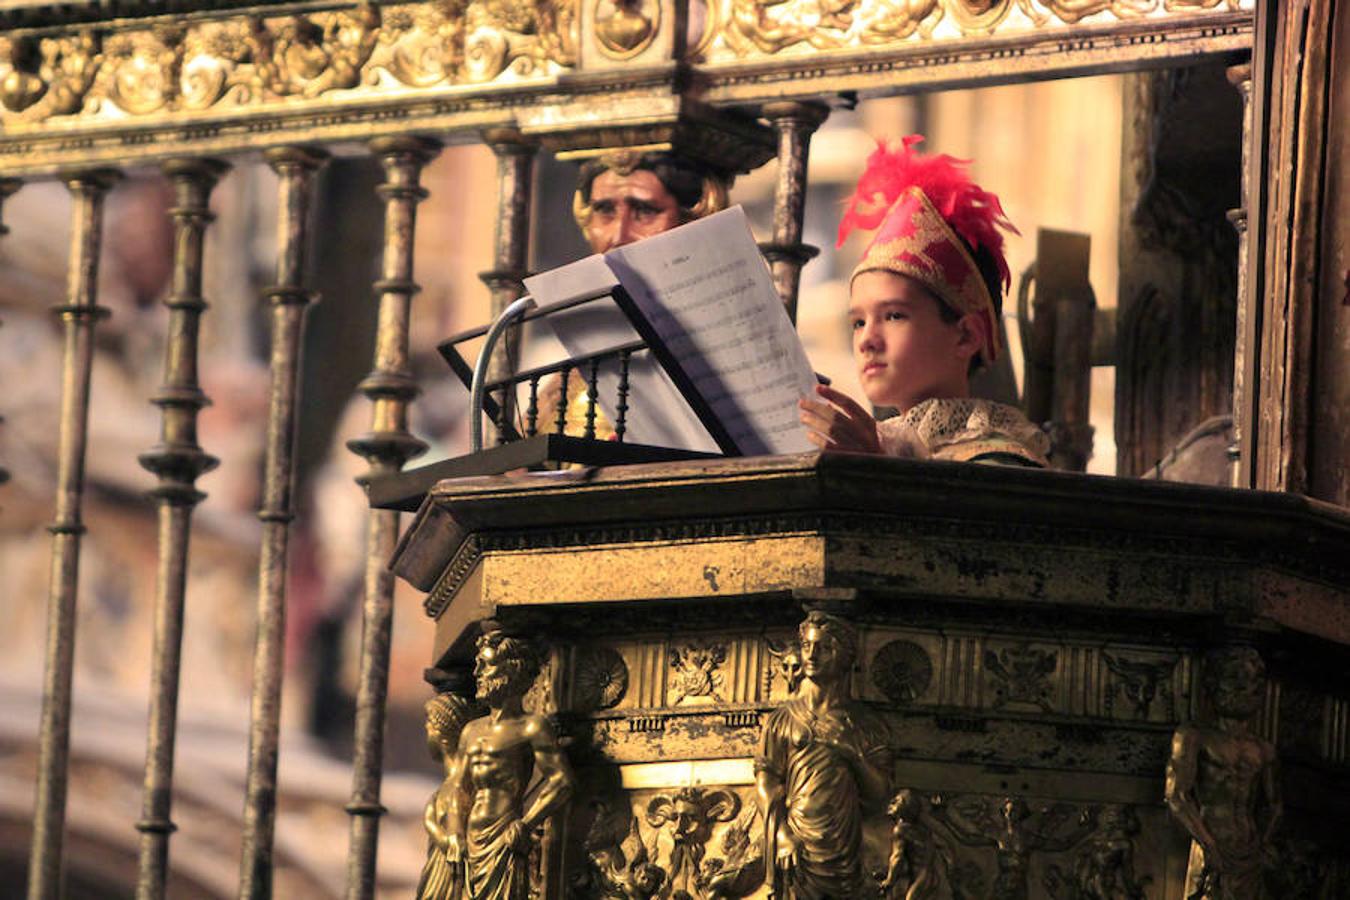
[836,135,1019,290]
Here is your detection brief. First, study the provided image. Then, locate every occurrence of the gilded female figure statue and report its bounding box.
[754,610,892,899]
[418,691,477,900]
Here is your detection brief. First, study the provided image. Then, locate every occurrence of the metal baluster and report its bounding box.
[760,102,828,324]
[239,145,328,900]
[0,178,19,488]
[526,376,540,437]
[584,358,600,440]
[479,129,536,444]
[495,387,511,445]
[343,136,438,900]
[1227,62,1253,489]
[615,351,632,444]
[554,369,570,435]
[134,158,228,900]
[28,168,121,900]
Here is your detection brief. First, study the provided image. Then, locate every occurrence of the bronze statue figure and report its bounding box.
[418,691,478,900]
[1165,646,1281,900]
[439,628,577,900]
[880,789,951,900]
[754,610,892,899]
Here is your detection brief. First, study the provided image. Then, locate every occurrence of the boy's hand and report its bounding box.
[799,384,881,454]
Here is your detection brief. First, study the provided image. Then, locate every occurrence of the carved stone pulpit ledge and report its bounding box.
[392,453,1350,899]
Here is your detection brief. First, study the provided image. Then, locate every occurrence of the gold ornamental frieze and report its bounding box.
[700,0,1250,60]
[0,0,578,125]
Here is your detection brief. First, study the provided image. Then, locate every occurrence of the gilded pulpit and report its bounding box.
[390,453,1350,898]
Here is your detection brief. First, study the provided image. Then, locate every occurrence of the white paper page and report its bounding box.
[523,256,719,452]
[605,206,817,455]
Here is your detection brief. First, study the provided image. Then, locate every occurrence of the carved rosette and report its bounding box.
[573,646,629,711]
[871,639,934,705]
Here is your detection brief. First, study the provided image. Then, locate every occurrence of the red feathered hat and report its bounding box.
[838,135,1018,366]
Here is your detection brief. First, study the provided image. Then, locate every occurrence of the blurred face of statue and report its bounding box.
[585,169,684,253]
[850,270,979,412]
[1210,652,1265,720]
[475,637,517,705]
[799,624,844,682]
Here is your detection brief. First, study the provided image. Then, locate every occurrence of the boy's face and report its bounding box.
[849,270,977,412]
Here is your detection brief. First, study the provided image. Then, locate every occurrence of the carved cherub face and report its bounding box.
[633,862,665,894]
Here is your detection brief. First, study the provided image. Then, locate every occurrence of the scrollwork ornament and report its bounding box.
[1022,0,1160,24]
[574,646,629,711]
[379,0,466,88]
[463,0,578,82]
[945,0,1014,32]
[2,31,103,120]
[104,26,184,116]
[872,639,934,705]
[0,37,48,113]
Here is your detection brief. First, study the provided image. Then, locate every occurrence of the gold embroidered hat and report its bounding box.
[838,136,1019,366]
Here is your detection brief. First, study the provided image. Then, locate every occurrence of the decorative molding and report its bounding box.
[0,0,576,125]
[0,0,1250,174]
[706,0,1250,61]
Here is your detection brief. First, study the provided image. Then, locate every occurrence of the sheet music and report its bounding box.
[606,206,816,455]
[523,257,719,452]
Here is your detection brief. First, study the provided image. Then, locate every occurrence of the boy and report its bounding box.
[798,137,1049,467]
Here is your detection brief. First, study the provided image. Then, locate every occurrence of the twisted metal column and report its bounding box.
[134,158,229,900]
[343,136,438,900]
[0,178,19,489]
[239,145,328,900]
[761,102,828,324]
[479,129,536,443]
[28,168,121,900]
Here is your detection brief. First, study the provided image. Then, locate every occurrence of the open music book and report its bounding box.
[523,206,817,457]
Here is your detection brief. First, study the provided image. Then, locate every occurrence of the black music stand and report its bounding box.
[364,285,731,512]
